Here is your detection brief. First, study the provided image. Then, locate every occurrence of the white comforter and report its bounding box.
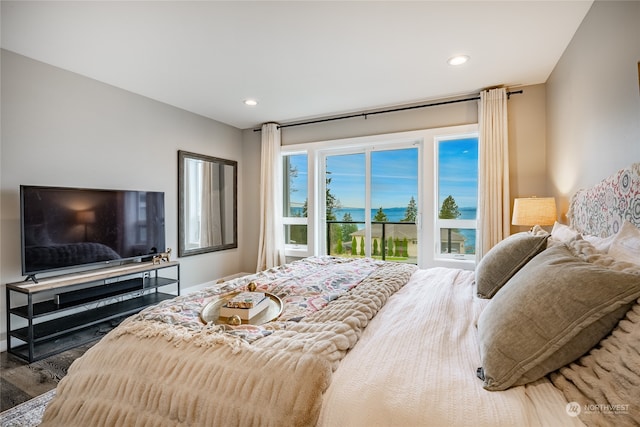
[319,267,586,427]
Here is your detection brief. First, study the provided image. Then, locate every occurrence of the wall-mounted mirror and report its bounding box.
[178,150,237,257]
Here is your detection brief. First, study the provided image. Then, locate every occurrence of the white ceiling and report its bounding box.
[1,1,593,130]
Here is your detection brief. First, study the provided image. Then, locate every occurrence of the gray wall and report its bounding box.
[546,0,640,218]
[1,50,246,345]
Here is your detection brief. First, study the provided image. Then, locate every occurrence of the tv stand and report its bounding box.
[23,274,38,284]
[5,261,180,362]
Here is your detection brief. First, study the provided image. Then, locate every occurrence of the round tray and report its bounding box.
[199,292,283,325]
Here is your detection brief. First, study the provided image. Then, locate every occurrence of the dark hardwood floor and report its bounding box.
[0,342,95,412]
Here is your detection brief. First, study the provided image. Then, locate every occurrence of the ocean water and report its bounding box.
[291,206,477,253]
[292,206,476,222]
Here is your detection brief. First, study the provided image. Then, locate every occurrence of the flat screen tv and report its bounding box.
[20,185,166,280]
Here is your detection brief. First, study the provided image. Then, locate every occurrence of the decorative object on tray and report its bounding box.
[199,291,283,325]
[219,292,270,320]
[227,315,242,326]
[224,291,265,308]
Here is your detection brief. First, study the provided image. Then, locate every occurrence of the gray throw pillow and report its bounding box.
[475,228,549,298]
[477,239,640,391]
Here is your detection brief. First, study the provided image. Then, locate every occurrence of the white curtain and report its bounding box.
[200,161,222,247]
[477,88,510,260]
[256,122,286,271]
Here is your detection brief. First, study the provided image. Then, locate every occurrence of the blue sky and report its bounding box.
[287,138,478,210]
[324,150,419,208]
[437,138,478,208]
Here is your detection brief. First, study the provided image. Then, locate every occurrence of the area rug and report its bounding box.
[0,389,55,427]
[1,341,96,413]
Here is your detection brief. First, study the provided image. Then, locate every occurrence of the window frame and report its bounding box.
[282,151,313,258]
[319,143,419,259]
[430,129,479,268]
[280,123,478,269]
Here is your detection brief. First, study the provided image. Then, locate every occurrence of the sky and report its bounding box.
[437,137,478,208]
[287,137,478,211]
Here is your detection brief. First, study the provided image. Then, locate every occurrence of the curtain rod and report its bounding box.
[253,89,523,132]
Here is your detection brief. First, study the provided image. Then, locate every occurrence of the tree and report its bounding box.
[287,159,306,219]
[373,207,388,222]
[325,170,343,252]
[402,196,417,222]
[372,239,380,256]
[336,238,343,254]
[351,236,357,255]
[330,222,342,254]
[387,237,394,256]
[360,236,365,256]
[287,160,299,215]
[341,212,358,242]
[439,195,461,219]
[325,171,340,221]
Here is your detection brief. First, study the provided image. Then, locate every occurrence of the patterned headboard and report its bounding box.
[567,163,640,238]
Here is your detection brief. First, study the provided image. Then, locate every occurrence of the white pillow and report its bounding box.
[550,222,580,244]
[583,233,616,252]
[608,220,640,265]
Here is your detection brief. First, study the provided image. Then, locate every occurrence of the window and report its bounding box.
[281,124,478,268]
[325,152,365,257]
[435,136,478,261]
[283,153,309,255]
[371,149,418,264]
[322,145,419,264]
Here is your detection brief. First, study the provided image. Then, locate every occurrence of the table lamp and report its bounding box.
[512,197,557,228]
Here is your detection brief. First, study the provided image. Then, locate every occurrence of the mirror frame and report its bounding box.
[178,150,238,257]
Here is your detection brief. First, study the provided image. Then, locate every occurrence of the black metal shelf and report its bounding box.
[10,292,174,342]
[6,262,180,362]
[9,319,125,362]
[9,277,176,318]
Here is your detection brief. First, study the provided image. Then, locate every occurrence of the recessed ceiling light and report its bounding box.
[447,55,470,66]
[244,99,258,106]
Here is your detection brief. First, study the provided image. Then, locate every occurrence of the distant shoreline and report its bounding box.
[291,206,477,222]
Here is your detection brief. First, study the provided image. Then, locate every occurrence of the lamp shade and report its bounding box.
[76,210,96,224]
[512,197,557,226]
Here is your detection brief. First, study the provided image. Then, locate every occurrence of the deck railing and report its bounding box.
[326,220,418,264]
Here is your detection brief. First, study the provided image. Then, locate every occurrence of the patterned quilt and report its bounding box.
[136,256,384,343]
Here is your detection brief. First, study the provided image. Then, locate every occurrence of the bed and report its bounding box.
[41,163,640,427]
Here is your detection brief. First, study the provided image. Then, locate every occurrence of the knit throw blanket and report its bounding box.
[550,298,640,427]
[41,257,417,427]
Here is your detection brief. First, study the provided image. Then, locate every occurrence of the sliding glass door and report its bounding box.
[323,147,418,263]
